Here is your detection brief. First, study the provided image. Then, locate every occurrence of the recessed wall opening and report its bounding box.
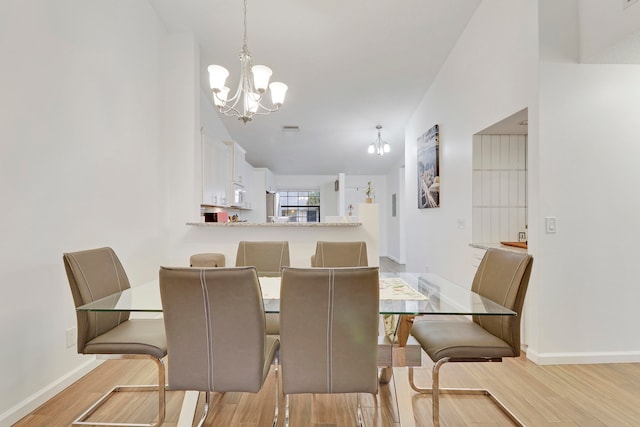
[472,108,528,247]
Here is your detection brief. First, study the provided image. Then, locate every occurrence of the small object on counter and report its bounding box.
[231,214,239,222]
[204,212,217,222]
[216,212,229,223]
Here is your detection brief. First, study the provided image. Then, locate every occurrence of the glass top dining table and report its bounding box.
[76,270,515,427]
[77,271,515,317]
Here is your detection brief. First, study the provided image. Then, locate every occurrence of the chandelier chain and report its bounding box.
[242,0,248,49]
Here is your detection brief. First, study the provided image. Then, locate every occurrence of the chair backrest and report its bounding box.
[159,266,267,392]
[471,248,534,356]
[63,247,131,353]
[235,241,290,277]
[190,253,225,267]
[311,241,368,267]
[280,267,379,394]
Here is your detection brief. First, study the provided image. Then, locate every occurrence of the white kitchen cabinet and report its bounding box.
[225,141,247,185]
[222,141,255,209]
[202,132,229,206]
[265,168,275,193]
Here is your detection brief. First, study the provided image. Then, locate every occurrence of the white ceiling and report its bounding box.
[149,0,481,175]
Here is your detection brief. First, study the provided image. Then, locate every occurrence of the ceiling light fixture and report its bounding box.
[207,0,287,123]
[368,125,391,156]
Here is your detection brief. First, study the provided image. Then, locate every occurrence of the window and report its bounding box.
[278,190,320,223]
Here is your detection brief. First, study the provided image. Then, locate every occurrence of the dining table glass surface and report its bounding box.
[76,271,516,317]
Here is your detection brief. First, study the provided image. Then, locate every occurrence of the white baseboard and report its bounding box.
[526,348,640,365]
[0,358,101,425]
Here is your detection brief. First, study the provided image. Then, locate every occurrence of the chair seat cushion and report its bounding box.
[411,319,515,361]
[84,318,167,359]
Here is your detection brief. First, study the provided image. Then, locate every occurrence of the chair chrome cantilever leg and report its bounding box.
[356,393,365,427]
[196,392,211,427]
[73,354,166,427]
[408,358,525,427]
[273,355,280,427]
[284,394,290,427]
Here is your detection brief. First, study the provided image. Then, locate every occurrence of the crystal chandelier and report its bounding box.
[368,125,391,155]
[207,0,288,123]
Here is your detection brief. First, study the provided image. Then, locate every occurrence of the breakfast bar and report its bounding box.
[183,204,380,268]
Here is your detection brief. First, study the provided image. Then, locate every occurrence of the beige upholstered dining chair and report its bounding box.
[63,247,166,427]
[409,248,534,427]
[190,252,225,267]
[235,240,290,276]
[310,241,368,267]
[159,266,280,427]
[235,240,290,335]
[279,267,379,427]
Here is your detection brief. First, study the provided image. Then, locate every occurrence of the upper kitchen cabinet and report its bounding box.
[265,168,275,193]
[202,130,230,206]
[225,141,247,186]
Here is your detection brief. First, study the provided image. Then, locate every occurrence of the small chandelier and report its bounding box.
[368,125,391,155]
[207,0,288,123]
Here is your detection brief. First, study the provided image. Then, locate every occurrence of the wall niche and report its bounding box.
[472,108,528,245]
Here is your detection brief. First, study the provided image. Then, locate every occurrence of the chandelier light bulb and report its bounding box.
[384,142,391,153]
[269,82,288,106]
[208,65,229,91]
[251,65,272,93]
[368,143,375,154]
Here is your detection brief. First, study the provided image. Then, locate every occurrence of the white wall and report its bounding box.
[404,0,538,285]
[0,0,172,422]
[404,0,640,365]
[579,0,640,63]
[528,0,640,364]
[385,163,406,264]
[344,175,387,258]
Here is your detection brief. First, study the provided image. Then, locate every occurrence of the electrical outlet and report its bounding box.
[457,218,465,229]
[66,327,76,348]
[624,0,638,9]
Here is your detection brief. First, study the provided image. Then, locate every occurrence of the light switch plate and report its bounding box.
[545,217,557,234]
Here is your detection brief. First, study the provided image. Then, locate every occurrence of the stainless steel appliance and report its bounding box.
[266,192,279,221]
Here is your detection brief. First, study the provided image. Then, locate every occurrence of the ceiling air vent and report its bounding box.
[282,125,300,132]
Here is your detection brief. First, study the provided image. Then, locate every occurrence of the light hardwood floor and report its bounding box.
[14,352,640,426]
[14,259,640,426]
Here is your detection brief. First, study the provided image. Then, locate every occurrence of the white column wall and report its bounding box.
[530,0,640,363]
[532,62,640,364]
[0,0,171,422]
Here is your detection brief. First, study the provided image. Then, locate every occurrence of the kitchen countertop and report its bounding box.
[469,242,529,253]
[187,222,362,227]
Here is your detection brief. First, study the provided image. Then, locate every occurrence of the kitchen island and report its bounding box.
[184,204,379,268]
[186,222,361,227]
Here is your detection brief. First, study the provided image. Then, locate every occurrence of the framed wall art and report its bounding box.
[417,124,440,208]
